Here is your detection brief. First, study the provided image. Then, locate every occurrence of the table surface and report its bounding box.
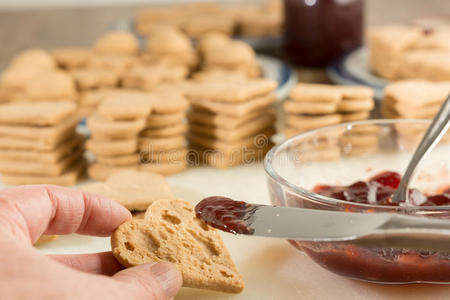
[3,1,450,299]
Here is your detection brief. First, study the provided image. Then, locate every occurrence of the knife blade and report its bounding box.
[195,197,450,252]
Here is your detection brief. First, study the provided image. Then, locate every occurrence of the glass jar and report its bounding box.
[284,0,364,67]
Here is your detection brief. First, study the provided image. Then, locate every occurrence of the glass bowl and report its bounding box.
[264,119,450,284]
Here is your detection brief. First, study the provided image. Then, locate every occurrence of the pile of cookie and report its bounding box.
[283,83,374,138]
[86,91,189,180]
[0,48,77,104]
[369,24,450,81]
[70,31,140,116]
[382,79,450,119]
[186,78,277,168]
[198,33,260,78]
[0,101,84,185]
[135,0,282,38]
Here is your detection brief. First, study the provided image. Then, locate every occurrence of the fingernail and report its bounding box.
[150,262,182,299]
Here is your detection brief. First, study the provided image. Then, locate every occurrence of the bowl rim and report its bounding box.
[264,119,450,211]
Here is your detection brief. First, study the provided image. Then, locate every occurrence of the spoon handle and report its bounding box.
[393,95,450,203]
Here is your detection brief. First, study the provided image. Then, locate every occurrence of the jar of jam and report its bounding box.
[284,0,364,67]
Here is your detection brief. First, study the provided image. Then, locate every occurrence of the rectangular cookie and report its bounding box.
[0,114,78,142]
[199,143,272,168]
[146,112,186,128]
[148,92,190,114]
[0,133,74,151]
[188,128,275,153]
[0,101,76,126]
[97,148,188,166]
[336,86,374,100]
[185,78,277,103]
[289,83,342,103]
[287,114,342,131]
[383,80,450,107]
[189,93,276,117]
[340,111,370,122]
[88,114,146,139]
[86,138,138,156]
[187,107,274,129]
[0,146,83,176]
[140,123,188,138]
[336,98,374,113]
[0,134,83,163]
[95,153,140,166]
[283,100,337,114]
[189,114,275,142]
[139,135,186,152]
[98,92,153,120]
[382,100,440,118]
[1,160,85,186]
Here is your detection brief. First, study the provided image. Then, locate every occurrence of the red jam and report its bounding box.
[292,171,450,283]
[195,196,257,234]
[313,171,450,206]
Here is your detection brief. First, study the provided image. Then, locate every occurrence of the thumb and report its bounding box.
[113,262,182,300]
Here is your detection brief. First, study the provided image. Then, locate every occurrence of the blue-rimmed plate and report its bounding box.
[327,47,388,100]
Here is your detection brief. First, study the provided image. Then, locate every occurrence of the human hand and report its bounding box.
[0,185,182,299]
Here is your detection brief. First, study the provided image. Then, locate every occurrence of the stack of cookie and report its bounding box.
[0,48,78,104]
[71,31,140,117]
[283,83,375,138]
[0,101,84,185]
[185,78,277,168]
[382,80,450,119]
[86,91,151,180]
[368,24,450,81]
[86,91,189,180]
[138,92,189,175]
[199,33,260,78]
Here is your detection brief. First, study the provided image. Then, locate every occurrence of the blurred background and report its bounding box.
[0,0,449,69]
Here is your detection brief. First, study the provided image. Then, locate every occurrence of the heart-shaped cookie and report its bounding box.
[111,199,244,293]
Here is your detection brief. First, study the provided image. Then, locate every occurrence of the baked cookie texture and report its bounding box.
[134,0,282,38]
[283,83,375,138]
[111,198,244,293]
[282,83,377,160]
[382,79,450,120]
[368,24,450,81]
[81,170,173,212]
[86,91,189,180]
[184,77,277,168]
[0,101,85,185]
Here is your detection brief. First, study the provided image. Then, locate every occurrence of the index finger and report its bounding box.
[0,185,131,244]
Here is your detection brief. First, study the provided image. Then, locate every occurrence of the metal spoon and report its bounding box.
[392,95,450,203]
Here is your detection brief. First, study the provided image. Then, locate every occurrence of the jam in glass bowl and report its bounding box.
[264,119,450,283]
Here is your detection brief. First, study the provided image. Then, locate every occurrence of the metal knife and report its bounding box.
[197,198,450,252]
